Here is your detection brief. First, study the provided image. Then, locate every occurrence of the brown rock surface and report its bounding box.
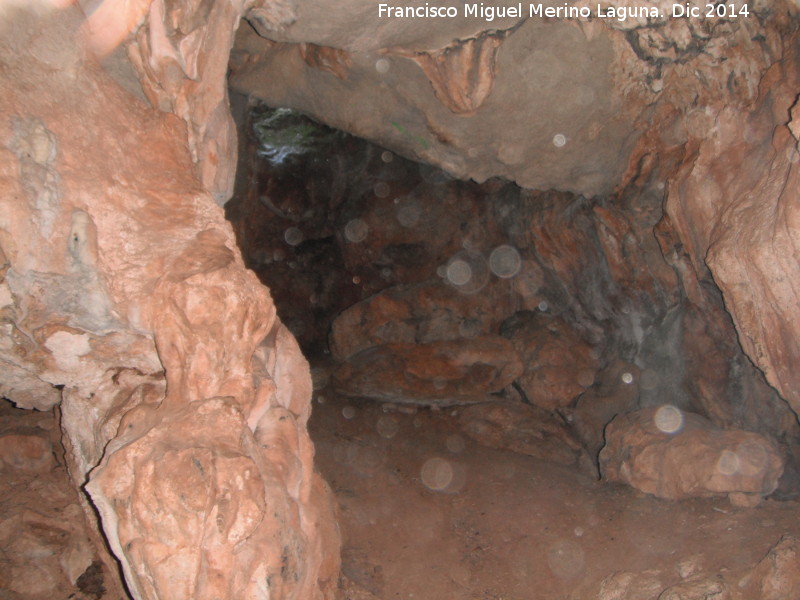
[228,0,800,460]
[569,359,641,464]
[233,107,800,469]
[657,575,730,600]
[500,311,600,410]
[230,11,638,196]
[600,407,784,505]
[595,534,800,600]
[458,401,592,471]
[329,280,516,362]
[598,570,667,600]
[0,400,113,600]
[739,535,800,600]
[232,102,800,489]
[640,20,800,415]
[331,337,522,405]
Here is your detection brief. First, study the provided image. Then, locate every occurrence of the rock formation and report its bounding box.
[228,0,800,502]
[597,534,800,599]
[3,0,800,598]
[1,3,338,599]
[600,406,784,506]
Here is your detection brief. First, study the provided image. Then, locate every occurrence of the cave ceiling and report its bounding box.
[228,0,777,197]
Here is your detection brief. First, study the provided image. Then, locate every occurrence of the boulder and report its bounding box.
[600,407,784,505]
[568,359,641,464]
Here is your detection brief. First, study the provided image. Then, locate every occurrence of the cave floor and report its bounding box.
[308,392,800,600]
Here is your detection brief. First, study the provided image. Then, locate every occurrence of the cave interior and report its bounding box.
[2,1,800,599]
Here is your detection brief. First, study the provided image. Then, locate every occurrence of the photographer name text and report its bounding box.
[377,3,751,22]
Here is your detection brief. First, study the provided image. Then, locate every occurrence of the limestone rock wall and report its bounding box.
[4,0,800,593]
[230,12,637,197]
[665,43,800,415]
[1,4,338,600]
[231,103,800,496]
[82,0,296,205]
[229,0,800,438]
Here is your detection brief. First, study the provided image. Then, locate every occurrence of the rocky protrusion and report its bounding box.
[125,0,248,203]
[392,29,511,115]
[329,280,515,362]
[600,407,784,506]
[331,337,522,405]
[299,43,351,79]
[458,401,593,472]
[740,535,800,600]
[2,6,340,600]
[500,311,600,410]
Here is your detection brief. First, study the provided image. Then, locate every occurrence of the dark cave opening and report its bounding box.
[225,94,800,499]
[220,95,800,600]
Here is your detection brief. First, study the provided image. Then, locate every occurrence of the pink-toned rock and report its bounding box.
[501,312,600,410]
[87,397,334,600]
[598,570,666,600]
[657,39,800,415]
[331,337,522,405]
[600,407,784,505]
[123,0,254,203]
[1,7,339,600]
[739,535,800,600]
[596,535,800,600]
[3,1,800,598]
[658,575,730,600]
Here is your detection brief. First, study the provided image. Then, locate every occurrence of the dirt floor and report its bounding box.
[3,391,800,599]
[308,392,800,600]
